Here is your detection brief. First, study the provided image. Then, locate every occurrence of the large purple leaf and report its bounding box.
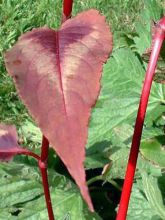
[4,9,113,211]
[0,124,28,161]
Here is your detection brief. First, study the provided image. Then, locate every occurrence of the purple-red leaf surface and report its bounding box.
[4,9,113,211]
[0,124,28,161]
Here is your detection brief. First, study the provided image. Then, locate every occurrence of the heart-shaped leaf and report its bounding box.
[4,9,113,210]
[0,124,28,161]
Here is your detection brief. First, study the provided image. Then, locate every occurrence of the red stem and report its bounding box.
[39,136,55,220]
[41,135,50,162]
[116,18,165,220]
[19,150,40,161]
[17,142,53,220]
[39,160,54,220]
[63,0,73,20]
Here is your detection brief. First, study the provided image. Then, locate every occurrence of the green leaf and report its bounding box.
[137,155,162,178]
[105,147,129,180]
[0,179,41,209]
[18,188,101,220]
[105,147,162,182]
[142,173,165,219]
[138,1,165,85]
[140,136,165,167]
[0,208,18,220]
[0,161,101,219]
[0,163,43,210]
[87,48,165,151]
[85,141,111,169]
[127,181,160,220]
[142,127,164,140]
[87,48,142,149]
[111,124,163,147]
[133,0,163,55]
[110,124,133,147]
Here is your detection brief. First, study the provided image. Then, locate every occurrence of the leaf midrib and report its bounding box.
[55,31,67,116]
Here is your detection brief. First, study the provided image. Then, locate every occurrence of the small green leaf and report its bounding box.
[140,137,165,167]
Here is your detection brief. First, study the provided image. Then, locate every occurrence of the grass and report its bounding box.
[0,0,162,126]
[0,0,63,125]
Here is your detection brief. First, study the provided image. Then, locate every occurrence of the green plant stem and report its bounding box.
[89,186,118,192]
[87,175,122,191]
[87,175,103,185]
[108,179,122,191]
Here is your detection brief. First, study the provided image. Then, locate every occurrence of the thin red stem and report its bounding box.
[39,159,54,220]
[18,137,53,219]
[10,139,54,219]
[41,135,50,162]
[19,150,40,161]
[116,18,165,220]
[63,0,73,20]
[39,135,55,220]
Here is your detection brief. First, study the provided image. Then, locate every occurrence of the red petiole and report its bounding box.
[18,136,54,219]
[116,17,165,220]
[62,0,73,22]
[18,149,40,161]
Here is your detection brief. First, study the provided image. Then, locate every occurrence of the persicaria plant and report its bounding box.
[0,0,165,219]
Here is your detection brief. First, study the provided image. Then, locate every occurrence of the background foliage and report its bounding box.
[0,0,165,219]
